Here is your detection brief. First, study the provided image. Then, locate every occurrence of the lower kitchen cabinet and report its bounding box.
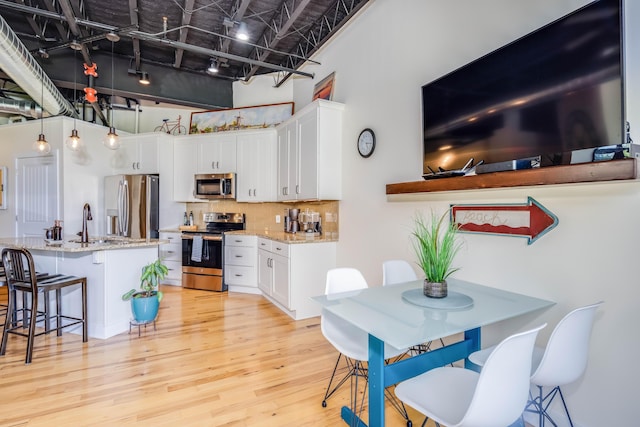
[159,231,182,285]
[224,234,258,294]
[257,237,336,320]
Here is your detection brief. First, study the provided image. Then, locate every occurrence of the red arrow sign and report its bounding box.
[451,197,558,244]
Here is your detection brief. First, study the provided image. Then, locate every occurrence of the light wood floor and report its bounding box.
[0,285,433,426]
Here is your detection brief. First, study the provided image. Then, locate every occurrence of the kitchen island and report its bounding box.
[0,236,167,339]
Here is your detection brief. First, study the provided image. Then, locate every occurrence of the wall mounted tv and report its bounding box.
[422,0,624,175]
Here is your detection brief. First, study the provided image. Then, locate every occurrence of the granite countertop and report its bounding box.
[227,230,339,244]
[0,236,169,253]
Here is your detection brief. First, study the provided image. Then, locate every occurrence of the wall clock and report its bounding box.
[357,128,376,158]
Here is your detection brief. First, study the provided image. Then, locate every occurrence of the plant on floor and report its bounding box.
[122,258,168,322]
[411,209,463,298]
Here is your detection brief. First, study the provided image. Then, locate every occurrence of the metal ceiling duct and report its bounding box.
[0,14,75,117]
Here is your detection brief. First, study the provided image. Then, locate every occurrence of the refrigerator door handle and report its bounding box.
[122,179,130,237]
[117,180,124,236]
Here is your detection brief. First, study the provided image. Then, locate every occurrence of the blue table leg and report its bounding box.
[464,327,481,370]
[368,334,385,427]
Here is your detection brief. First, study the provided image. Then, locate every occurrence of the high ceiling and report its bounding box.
[0,0,367,123]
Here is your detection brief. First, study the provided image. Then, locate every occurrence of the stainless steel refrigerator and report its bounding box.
[104,174,159,239]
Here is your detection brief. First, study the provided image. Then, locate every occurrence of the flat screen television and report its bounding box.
[422,0,624,175]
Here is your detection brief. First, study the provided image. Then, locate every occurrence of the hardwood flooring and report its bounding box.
[0,285,433,426]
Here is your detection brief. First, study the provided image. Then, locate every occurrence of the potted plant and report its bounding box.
[411,210,463,298]
[122,258,168,322]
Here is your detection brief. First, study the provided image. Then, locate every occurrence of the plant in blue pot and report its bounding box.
[122,258,168,323]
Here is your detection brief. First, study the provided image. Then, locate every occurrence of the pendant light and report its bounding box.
[33,73,51,154]
[66,49,81,151]
[103,40,120,150]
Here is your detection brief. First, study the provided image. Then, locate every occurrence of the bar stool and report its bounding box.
[0,247,88,364]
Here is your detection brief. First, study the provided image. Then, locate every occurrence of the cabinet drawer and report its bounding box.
[225,235,256,247]
[163,260,182,281]
[271,241,289,257]
[225,246,255,267]
[160,242,182,261]
[225,265,257,287]
[258,237,272,251]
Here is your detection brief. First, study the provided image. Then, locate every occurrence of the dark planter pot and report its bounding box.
[423,280,448,298]
[131,291,160,322]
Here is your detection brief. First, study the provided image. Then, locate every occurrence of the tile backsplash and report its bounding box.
[185,200,339,236]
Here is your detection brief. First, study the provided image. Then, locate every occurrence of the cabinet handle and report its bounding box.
[235,255,243,258]
[132,162,136,169]
[253,189,256,197]
[216,161,220,169]
[235,274,243,277]
[168,250,174,254]
[211,161,215,169]
[296,184,300,194]
[136,162,140,169]
[275,247,282,251]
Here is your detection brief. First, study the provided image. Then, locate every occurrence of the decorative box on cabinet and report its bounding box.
[276,99,344,201]
[236,130,277,202]
[159,231,182,286]
[224,235,258,294]
[257,237,336,320]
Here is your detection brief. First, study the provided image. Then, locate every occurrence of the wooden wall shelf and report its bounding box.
[386,159,637,195]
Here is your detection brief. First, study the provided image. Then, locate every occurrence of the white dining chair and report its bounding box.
[382,259,419,286]
[383,259,446,355]
[395,323,546,427]
[321,267,411,424]
[468,302,603,427]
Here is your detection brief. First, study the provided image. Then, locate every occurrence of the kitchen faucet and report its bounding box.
[80,203,92,243]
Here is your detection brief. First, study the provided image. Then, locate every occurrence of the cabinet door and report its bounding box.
[257,249,272,295]
[111,139,138,173]
[276,122,297,201]
[296,109,319,200]
[237,131,276,202]
[173,140,200,202]
[137,136,159,173]
[271,252,290,308]
[198,134,237,173]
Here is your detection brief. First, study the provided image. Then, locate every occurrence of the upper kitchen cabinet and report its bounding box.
[173,137,202,202]
[197,133,237,173]
[173,133,237,202]
[236,130,277,202]
[111,133,161,174]
[276,100,344,201]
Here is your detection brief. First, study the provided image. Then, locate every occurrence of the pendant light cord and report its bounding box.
[73,49,77,128]
[111,40,114,127]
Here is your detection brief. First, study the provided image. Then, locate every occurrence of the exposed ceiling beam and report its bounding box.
[128,0,142,70]
[243,0,312,80]
[173,0,196,68]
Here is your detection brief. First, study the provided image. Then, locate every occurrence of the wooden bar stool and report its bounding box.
[0,248,88,364]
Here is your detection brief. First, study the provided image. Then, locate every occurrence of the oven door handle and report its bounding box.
[181,234,222,241]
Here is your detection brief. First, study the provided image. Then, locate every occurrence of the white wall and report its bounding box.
[280,0,633,425]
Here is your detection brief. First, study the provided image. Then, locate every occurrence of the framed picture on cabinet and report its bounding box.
[189,102,294,134]
[312,72,335,101]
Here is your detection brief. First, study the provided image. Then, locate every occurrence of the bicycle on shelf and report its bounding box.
[154,115,187,135]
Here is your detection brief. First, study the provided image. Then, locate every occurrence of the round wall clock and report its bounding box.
[357,128,376,158]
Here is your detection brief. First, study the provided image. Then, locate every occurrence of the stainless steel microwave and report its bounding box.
[194,173,236,200]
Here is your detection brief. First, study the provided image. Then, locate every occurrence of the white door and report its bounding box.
[16,154,59,237]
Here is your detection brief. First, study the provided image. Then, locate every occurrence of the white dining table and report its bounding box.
[312,277,555,427]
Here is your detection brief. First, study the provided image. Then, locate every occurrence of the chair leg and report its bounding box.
[0,289,14,356]
[25,291,38,364]
[81,279,88,342]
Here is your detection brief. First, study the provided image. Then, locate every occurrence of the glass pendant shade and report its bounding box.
[66,128,81,151]
[103,127,120,150]
[33,133,51,154]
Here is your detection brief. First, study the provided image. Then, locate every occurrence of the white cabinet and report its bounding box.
[236,130,277,202]
[172,138,201,202]
[112,134,159,174]
[257,237,336,320]
[159,231,182,285]
[197,133,236,173]
[276,99,344,201]
[258,238,290,308]
[224,234,258,294]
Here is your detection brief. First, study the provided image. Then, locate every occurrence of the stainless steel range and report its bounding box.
[181,212,245,292]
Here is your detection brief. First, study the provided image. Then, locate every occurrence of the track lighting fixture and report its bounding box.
[236,21,249,41]
[139,71,150,85]
[207,59,219,74]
